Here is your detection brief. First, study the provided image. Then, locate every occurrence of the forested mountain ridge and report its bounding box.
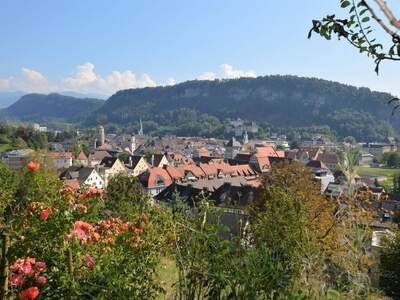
[89,75,398,141]
[0,93,105,123]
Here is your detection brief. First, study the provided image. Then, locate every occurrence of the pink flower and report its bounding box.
[21,261,32,275]
[26,162,40,171]
[18,287,39,300]
[35,261,46,272]
[39,208,51,221]
[10,274,24,286]
[66,233,73,241]
[10,259,24,272]
[85,254,95,270]
[35,276,47,285]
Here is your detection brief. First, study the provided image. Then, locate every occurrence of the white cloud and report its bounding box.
[0,63,158,95]
[220,64,256,79]
[198,72,216,81]
[198,64,257,81]
[164,77,177,86]
[64,63,156,94]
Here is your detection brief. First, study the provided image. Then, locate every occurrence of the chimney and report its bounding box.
[129,156,132,167]
[151,154,155,167]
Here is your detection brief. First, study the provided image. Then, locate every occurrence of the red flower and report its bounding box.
[39,208,51,221]
[10,274,24,286]
[26,162,40,171]
[36,276,47,285]
[18,287,39,300]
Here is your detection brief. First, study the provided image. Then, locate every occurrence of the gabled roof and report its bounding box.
[59,166,98,184]
[100,157,118,168]
[89,150,112,162]
[127,155,147,169]
[146,154,167,167]
[306,160,328,170]
[76,151,88,161]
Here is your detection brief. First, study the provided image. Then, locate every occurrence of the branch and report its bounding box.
[373,0,400,29]
[364,0,400,38]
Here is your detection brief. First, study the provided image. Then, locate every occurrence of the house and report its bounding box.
[74,151,88,167]
[361,142,397,157]
[306,160,335,193]
[1,149,34,170]
[224,137,242,160]
[156,178,260,238]
[59,166,104,189]
[249,145,285,173]
[97,157,127,186]
[316,153,338,170]
[146,153,169,168]
[193,147,210,158]
[359,152,374,167]
[88,150,113,167]
[126,155,149,177]
[49,151,73,169]
[139,167,173,196]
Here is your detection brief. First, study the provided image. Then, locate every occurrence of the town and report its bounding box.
[1,121,399,240]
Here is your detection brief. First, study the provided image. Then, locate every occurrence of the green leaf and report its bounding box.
[341,1,351,8]
[361,17,370,22]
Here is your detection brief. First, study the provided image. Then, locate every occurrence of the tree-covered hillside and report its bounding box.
[0,93,104,123]
[89,76,398,141]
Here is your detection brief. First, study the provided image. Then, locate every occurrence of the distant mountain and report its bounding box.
[0,91,25,108]
[0,93,105,123]
[88,75,399,141]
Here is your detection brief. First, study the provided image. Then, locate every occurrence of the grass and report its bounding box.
[356,166,400,177]
[156,256,179,299]
[356,166,400,191]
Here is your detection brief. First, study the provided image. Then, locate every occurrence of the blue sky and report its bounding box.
[0,0,399,96]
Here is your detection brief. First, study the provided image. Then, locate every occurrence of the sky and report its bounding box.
[0,0,399,96]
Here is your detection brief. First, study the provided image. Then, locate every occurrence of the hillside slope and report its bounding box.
[1,93,105,123]
[89,76,398,140]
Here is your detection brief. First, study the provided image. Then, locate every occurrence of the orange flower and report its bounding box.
[18,286,39,300]
[26,162,40,171]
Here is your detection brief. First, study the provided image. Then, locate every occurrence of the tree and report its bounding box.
[105,174,149,219]
[380,229,400,298]
[309,0,400,74]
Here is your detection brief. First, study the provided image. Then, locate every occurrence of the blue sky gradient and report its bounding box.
[0,0,399,96]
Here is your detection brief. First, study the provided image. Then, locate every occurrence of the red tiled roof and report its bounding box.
[199,163,218,176]
[196,148,210,157]
[49,152,73,159]
[165,166,185,180]
[182,164,206,178]
[145,167,173,188]
[255,146,283,158]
